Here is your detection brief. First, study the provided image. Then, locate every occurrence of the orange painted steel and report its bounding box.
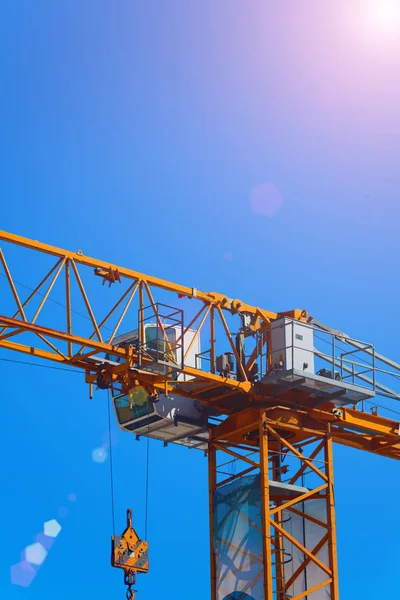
[2,230,400,599]
[111,509,148,600]
[209,411,339,599]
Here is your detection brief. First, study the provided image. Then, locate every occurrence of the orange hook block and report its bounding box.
[111,509,148,598]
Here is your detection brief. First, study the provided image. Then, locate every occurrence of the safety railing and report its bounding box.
[256,318,378,395]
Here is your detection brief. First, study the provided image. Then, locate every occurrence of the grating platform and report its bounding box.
[261,369,376,406]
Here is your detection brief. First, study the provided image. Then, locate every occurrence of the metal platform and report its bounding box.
[269,480,309,500]
[261,369,376,406]
[130,415,210,451]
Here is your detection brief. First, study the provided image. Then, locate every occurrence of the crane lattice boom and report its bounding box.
[2,230,400,600]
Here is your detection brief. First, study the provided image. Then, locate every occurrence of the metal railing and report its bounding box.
[257,318,378,395]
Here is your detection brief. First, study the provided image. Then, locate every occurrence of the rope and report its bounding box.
[0,355,81,373]
[144,398,150,540]
[107,389,116,536]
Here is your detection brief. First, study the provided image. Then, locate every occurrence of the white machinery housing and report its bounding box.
[270,317,315,374]
[265,318,376,407]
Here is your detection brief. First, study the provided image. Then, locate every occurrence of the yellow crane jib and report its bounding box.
[111,509,149,600]
[5,231,400,598]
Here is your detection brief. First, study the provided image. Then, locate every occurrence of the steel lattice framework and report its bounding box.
[1,230,400,600]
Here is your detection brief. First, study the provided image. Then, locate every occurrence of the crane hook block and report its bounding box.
[111,509,149,575]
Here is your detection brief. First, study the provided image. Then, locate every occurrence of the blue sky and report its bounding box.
[1,1,400,599]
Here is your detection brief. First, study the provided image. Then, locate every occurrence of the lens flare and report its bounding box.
[44,519,62,538]
[365,0,400,36]
[58,506,69,518]
[11,561,36,588]
[11,495,75,588]
[35,532,54,550]
[92,447,108,463]
[249,183,283,218]
[25,543,47,566]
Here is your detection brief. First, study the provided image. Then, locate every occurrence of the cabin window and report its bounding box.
[114,391,154,425]
[145,326,177,360]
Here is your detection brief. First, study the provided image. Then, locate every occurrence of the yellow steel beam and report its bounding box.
[208,442,217,600]
[284,533,329,591]
[0,315,254,396]
[264,406,400,456]
[271,519,332,577]
[0,230,303,321]
[269,484,328,517]
[0,315,127,357]
[2,231,400,461]
[259,415,273,600]
[325,428,339,600]
[290,579,333,600]
[210,406,400,460]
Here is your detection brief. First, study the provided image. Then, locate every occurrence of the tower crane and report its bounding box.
[2,229,400,600]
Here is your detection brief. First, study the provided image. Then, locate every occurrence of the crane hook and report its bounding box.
[125,570,137,600]
[126,588,136,600]
[111,509,148,600]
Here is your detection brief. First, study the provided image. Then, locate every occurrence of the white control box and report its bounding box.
[270,318,314,374]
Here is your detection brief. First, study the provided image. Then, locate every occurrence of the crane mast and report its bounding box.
[1,230,400,600]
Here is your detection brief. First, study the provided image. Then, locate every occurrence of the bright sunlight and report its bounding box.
[364,0,400,37]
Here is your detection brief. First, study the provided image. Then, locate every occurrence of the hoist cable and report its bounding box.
[0,271,115,332]
[0,355,81,373]
[107,389,116,536]
[144,398,150,540]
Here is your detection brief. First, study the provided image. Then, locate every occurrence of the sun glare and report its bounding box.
[365,0,400,36]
